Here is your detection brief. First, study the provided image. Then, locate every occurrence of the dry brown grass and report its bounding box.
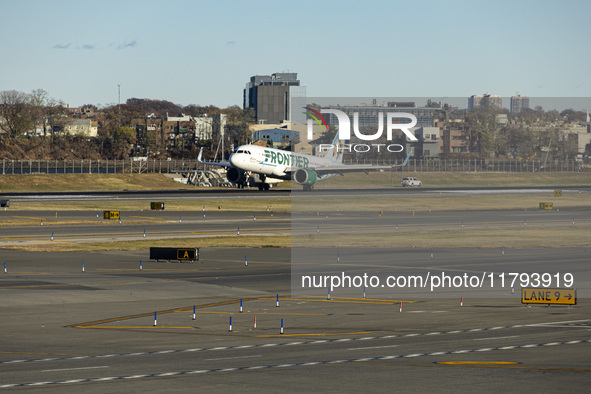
[292,226,591,249]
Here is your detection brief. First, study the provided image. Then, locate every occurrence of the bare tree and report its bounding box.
[0,90,33,139]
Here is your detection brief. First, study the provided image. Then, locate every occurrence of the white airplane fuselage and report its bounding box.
[229,145,341,180]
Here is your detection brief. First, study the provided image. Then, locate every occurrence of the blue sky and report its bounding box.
[1,0,589,108]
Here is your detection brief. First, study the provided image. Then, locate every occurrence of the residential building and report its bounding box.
[510,92,530,113]
[403,127,440,157]
[63,119,98,137]
[252,128,300,149]
[468,94,502,111]
[434,120,472,154]
[322,101,444,130]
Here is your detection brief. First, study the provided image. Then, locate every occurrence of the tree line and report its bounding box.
[0,90,254,160]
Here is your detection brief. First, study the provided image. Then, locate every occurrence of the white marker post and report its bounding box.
[400,301,402,313]
[41,219,43,226]
[254,315,257,329]
[154,311,157,326]
[430,248,433,258]
[280,318,284,335]
[82,261,85,272]
[240,299,243,313]
[4,262,6,273]
[143,229,146,238]
[193,305,196,320]
[229,316,232,332]
[460,296,464,307]
[363,285,366,299]
[337,251,340,262]
[51,232,54,241]
[237,227,240,235]
[244,256,247,266]
[276,294,279,308]
[140,260,143,271]
[253,213,256,221]
[327,287,331,300]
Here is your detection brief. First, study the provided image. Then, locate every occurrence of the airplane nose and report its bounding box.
[229,153,237,166]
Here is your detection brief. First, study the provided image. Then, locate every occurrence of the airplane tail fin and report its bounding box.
[403,152,411,166]
[324,131,343,163]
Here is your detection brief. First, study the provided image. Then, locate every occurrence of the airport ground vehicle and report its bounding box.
[401,176,422,187]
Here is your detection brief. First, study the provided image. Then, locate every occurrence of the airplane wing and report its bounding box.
[302,153,412,175]
[312,164,392,176]
[197,147,233,168]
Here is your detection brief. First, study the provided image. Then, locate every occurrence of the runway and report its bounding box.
[0,188,589,391]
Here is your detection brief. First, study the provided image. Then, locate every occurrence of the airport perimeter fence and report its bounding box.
[0,158,200,175]
[1,157,588,175]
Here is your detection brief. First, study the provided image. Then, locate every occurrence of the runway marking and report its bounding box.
[262,298,408,305]
[2,339,589,388]
[186,311,330,316]
[0,237,73,244]
[128,216,169,221]
[473,336,520,341]
[436,361,518,365]
[0,352,93,357]
[4,323,547,365]
[352,362,591,372]
[42,366,109,373]
[204,355,262,361]
[302,295,416,303]
[347,345,399,351]
[254,332,373,338]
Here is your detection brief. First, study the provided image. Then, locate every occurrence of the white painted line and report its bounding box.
[473,335,520,341]
[42,366,109,373]
[205,355,262,361]
[347,345,399,351]
[7,340,589,389]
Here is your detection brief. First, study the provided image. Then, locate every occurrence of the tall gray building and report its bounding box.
[243,73,302,124]
[322,101,445,129]
[468,94,502,111]
[510,92,530,113]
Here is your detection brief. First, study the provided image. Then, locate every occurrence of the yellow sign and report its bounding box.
[522,288,576,305]
[103,211,120,220]
[539,202,553,210]
[177,248,196,260]
[554,190,562,197]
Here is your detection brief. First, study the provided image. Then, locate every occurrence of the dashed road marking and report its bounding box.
[0,323,563,365]
[2,339,589,388]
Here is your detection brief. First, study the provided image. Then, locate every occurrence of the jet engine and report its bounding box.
[293,168,318,186]
[226,168,247,185]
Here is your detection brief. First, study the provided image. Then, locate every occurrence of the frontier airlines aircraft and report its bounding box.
[198,134,409,190]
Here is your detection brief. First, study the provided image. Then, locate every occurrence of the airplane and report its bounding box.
[197,134,410,191]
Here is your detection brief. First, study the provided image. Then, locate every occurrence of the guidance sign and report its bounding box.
[103,211,120,220]
[522,288,576,305]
